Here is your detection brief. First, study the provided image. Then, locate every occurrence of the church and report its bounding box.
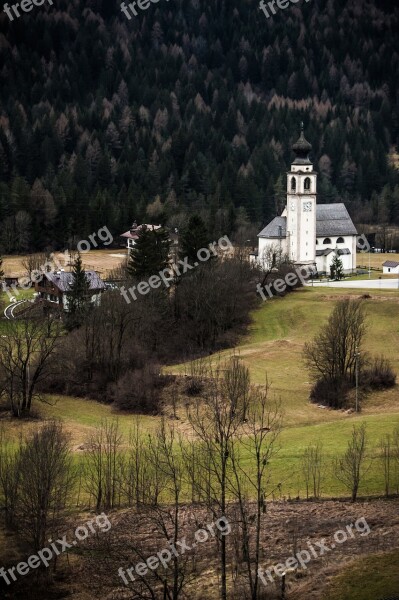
[253,125,358,275]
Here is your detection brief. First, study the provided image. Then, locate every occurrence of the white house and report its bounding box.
[253,125,358,275]
[120,222,161,254]
[35,270,105,311]
[382,260,399,274]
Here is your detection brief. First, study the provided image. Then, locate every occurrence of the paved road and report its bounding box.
[3,300,28,319]
[308,279,399,290]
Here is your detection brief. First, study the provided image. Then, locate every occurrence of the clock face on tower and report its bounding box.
[303,201,312,212]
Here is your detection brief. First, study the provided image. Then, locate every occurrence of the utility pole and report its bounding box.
[368,247,371,279]
[355,345,359,413]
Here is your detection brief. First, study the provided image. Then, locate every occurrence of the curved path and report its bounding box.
[3,300,29,319]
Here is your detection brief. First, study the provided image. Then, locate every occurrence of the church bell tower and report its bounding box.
[286,123,317,265]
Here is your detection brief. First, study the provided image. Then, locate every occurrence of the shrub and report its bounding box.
[360,356,396,389]
[109,364,168,413]
[309,376,352,409]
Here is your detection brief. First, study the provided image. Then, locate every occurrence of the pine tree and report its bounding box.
[273,175,286,215]
[128,225,171,279]
[179,215,210,264]
[66,253,90,328]
[330,255,344,280]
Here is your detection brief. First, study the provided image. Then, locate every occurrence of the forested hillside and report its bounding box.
[0,0,398,252]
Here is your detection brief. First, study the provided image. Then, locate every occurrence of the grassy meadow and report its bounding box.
[2,285,398,500]
[0,279,398,600]
[167,286,399,498]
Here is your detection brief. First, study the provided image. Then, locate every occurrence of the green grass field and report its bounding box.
[1,286,398,598]
[167,287,399,497]
[324,549,399,600]
[1,286,399,500]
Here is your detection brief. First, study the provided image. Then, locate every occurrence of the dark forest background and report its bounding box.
[0,0,398,253]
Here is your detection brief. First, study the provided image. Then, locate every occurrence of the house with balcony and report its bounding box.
[35,270,106,311]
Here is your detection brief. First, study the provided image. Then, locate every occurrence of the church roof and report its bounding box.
[259,203,357,239]
[258,216,287,238]
[316,203,358,236]
[316,248,334,256]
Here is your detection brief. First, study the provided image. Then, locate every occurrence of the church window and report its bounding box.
[323,237,331,244]
[291,177,296,191]
[304,177,311,191]
[336,237,345,244]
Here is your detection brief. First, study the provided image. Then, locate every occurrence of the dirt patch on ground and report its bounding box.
[74,498,399,600]
[253,498,399,598]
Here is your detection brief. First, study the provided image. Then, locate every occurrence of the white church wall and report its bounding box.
[258,238,288,269]
[316,235,357,273]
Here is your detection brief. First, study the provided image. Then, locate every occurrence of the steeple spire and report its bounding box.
[292,123,312,165]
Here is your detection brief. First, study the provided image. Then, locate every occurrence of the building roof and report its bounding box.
[121,223,161,240]
[259,203,357,240]
[316,247,351,257]
[383,260,399,268]
[316,203,358,236]
[43,271,106,292]
[258,216,287,238]
[316,248,334,256]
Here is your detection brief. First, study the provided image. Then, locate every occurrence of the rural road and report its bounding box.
[3,300,28,319]
[309,279,399,290]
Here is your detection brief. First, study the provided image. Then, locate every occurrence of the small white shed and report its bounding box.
[382,260,399,274]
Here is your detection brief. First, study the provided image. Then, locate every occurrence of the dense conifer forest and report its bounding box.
[0,0,398,252]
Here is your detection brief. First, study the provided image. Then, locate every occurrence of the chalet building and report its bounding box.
[35,270,106,311]
[120,222,161,253]
[120,222,179,254]
[252,125,358,275]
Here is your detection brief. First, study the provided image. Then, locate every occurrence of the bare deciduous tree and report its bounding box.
[304,299,368,408]
[185,358,244,600]
[229,381,282,600]
[379,434,393,497]
[0,317,63,417]
[21,252,50,281]
[301,441,324,499]
[392,426,399,494]
[334,423,371,502]
[0,425,21,529]
[18,420,74,556]
[84,419,125,510]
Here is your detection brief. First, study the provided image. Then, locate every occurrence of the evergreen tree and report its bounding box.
[128,226,171,279]
[330,255,344,280]
[66,253,90,329]
[179,215,210,263]
[273,175,286,215]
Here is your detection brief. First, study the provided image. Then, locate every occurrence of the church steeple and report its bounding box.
[286,124,317,265]
[292,122,312,165]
